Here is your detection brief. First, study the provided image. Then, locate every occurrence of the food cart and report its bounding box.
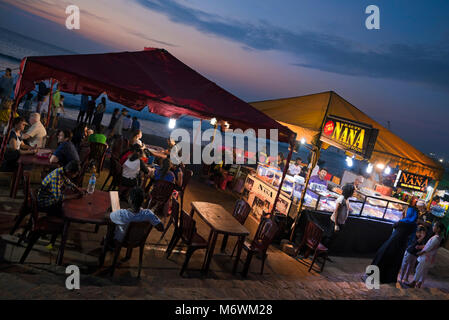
[251,91,445,255]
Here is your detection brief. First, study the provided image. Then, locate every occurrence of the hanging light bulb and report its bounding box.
[384,166,391,175]
[366,163,373,174]
[168,118,176,129]
[210,118,217,126]
[300,138,306,144]
[345,156,353,167]
[376,163,385,170]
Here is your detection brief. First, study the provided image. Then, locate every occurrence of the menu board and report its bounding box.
[394,170,431,192]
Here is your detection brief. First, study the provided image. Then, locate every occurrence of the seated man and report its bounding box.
[288,158,303,176]
[50,129,80,167]
[108,186,164,244]
[37,160,85,217]
[306,167,330,199]
[22,113,47,148]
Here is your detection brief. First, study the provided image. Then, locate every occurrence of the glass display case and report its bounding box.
[256,163,304,198]
[304,188,408,222]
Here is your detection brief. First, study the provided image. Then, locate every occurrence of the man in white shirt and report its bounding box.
[288,158,303,176]
[22,113,47,148]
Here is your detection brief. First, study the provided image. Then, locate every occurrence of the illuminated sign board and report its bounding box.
[394,170,431,192]
[320,115,379,159]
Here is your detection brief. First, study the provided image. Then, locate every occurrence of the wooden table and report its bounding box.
[10,152,58,198]
[190,201,250,275]
[57,191,112,265]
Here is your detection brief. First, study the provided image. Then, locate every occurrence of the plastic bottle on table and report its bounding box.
[87,165,97,194]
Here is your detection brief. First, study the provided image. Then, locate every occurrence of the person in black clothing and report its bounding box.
[85,97,96,125]
[108,108,120,130]
[399,225,427,284]
[72,122,88,151]
[365,201,425,284]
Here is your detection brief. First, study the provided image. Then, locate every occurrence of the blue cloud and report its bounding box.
[135,0,449,89]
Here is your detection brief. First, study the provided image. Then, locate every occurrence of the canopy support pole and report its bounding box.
[45,79,55,128]
[271,136,295,216]
[289,146,320,241]
[426,180,440,210]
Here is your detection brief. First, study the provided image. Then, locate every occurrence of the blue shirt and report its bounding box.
[307,175,329,199]
[131,119,140,131]
[110,208,161,241]
[53,141,80,167]
[80,95,88,112]
[154,169,175,183]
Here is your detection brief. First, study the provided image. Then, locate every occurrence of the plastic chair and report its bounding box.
[146,180,176,217]
[232,218,279,277]
[19,189,64,264]
[10,171,31,236]
[297,220,329,273]
[108,222,154,278]
[165,210,208,276]
[159,196,180,240]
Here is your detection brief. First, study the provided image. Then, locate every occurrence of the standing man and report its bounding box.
[92,97,106,128]
[122,114,132,138]
[36,81,47,114]
[111,108,128,137]
[77,94,88,123]
[131,116,140,132]
[0,68,14,103]
[85,97,96,125]
[22,113,47,148]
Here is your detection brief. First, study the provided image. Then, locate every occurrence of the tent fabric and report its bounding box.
[250,91,444,180]
[15,48,293,142]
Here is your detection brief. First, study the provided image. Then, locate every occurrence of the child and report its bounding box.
[109,186,164,244]
[399,225,426,284]
[408,221,444,288]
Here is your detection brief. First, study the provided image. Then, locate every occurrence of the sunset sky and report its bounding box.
[1,0,448,160]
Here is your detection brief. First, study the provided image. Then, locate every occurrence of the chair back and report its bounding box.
[74,159,93,187]
[303,220,324,250]
[79,144,91,165]
[88,142,108,172]
[251,218,279,252]
[180,210,196,244]
[19,171,32,214]
[170,197,181,230]
[148,180,176,216]
[181,169,193,192]
[121,222,153,247]
[232,199,251,225]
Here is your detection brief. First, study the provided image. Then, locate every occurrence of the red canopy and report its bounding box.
[14,48,293,142]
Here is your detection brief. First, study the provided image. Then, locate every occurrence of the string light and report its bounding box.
[300,138,306,144]
[168,118,176,129]
[366,163,373,174]
[376,163,385,170]
[345,156,353,167]
[384,166,391,175]
[210,118,217,126]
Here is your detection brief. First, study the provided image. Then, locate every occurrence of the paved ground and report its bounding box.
[1,168,449,300]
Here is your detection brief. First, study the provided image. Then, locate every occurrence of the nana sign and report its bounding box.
[394,170,431,192]
[321,115,378,159]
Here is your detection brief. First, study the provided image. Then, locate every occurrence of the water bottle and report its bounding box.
[87,167,96,194]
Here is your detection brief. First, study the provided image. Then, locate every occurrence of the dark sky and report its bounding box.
[1,0,448,161]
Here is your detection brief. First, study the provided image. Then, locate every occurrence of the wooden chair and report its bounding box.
[159,196,180,240]
[108,222,154,278]
[297,220,329,273]
[88,141,108,173]
[19,189,64,264]
[179,168,193,211]
[146,180,176,217]
[101,156,122,191]
[232,218,279,277]
[165,210,208,276]
[10,171,31,236]
[221,199,251,252]
[73,158,93,188]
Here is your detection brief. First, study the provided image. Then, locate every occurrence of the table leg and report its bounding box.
[233,235,245,274]
[220,234,229,253]
[202,230,217,275]
[11,162,23,199]
[189,207,195,218]
[56,220,71,266]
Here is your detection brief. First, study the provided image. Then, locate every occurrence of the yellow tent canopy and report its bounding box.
[250,91,444,180]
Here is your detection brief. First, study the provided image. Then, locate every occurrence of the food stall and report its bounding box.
[251,92,445,255]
